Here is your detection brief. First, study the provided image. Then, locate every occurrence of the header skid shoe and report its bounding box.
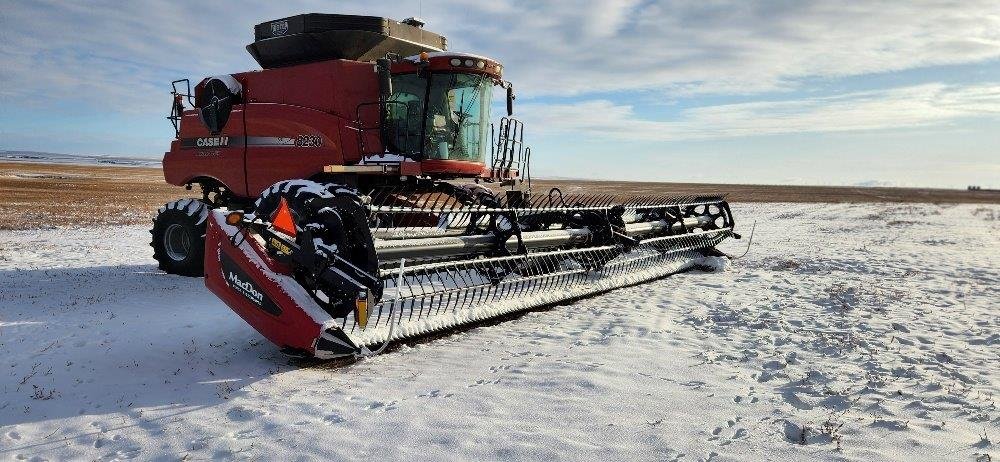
[204,181,738,359]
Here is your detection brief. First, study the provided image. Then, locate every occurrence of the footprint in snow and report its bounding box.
[232,428,256,440]
[323,414,345,425]
[680,380,707,390]
[418,389,453,399]
[104,449,142,461]
[364,400,398,411]
[226,405,263,422]
[467,378,501,388]
[188,438,211,451]
[88,421,108,432]
[708,417,746,445]
[716,427,749,446]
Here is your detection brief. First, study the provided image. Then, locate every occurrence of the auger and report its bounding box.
[152,13,740,358]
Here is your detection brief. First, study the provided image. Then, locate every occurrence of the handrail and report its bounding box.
[168,79,193,138]
[490,117,530,188]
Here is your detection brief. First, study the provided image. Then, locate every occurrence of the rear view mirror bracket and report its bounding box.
[376,58,394,151]
[506,83,515,116]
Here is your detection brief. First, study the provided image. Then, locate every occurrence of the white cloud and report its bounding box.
[2,0,1000,114]
[519,83,1000,140]
[440,0,1000,96]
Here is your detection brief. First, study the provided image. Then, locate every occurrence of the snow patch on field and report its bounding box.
[0,203,998,461]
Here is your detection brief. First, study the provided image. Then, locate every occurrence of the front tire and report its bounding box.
[151,199,209,276]
[254,180,381,317]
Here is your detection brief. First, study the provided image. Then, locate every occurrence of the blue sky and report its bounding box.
[1,1,998,187]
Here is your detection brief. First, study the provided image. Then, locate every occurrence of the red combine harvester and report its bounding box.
[154,13,739,358]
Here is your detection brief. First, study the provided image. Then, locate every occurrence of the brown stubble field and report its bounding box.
[1,160,998,230]
[0,162,186,230]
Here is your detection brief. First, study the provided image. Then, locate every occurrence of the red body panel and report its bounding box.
[163,55,511,198]
[243,103,347,196]
[164,60,380,195]
[240,60,380,122]
[163,107,248,196]
[420,159,490,177]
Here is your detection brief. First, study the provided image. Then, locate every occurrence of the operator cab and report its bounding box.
[383,52,506,170]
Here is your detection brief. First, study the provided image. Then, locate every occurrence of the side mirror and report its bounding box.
[506,85,515,116]
[376,58,393,150]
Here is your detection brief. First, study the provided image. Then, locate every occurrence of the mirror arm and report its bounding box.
[376,58,394,152]
[505,81,515,117]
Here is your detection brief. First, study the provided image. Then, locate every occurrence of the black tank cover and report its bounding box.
[247,13,448,68]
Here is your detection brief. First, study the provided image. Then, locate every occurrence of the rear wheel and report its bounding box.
[151,199,208,276]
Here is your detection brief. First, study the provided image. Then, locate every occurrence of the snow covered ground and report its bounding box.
[1,203,997,461]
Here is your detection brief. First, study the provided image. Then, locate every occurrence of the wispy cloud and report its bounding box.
[443,0,1000,96]
[520,83,1000,140]
[2,0,1000,113]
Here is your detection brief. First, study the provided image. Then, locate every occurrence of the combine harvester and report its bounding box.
[153,14,740,358]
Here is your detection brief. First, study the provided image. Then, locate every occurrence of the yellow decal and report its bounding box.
[268,237,292,255]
